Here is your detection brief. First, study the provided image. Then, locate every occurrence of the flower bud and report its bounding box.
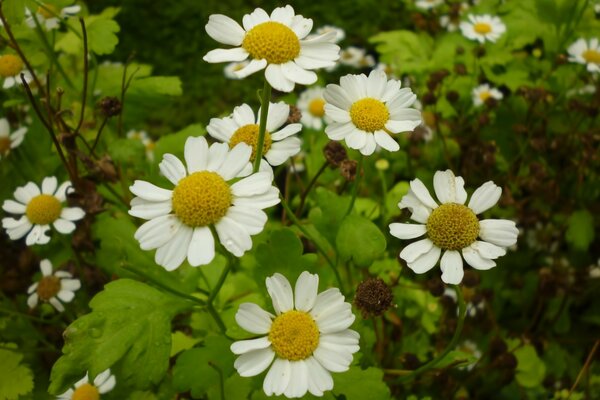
[354,278,393,318]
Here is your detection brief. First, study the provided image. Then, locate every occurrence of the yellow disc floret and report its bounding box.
[308,98,326,117]
[479,91,491,102]
[0,55,24,78]
[473,22,492,34]
[26,194,62,225]
[426,203,479,250]
[349,98,390,132]
[242,21,300,64]
[171,171,231,227]
[229,124,272,162]
[269,310,320,361]
[72,383,100,400]
[582,49,600,64]
[36,276,61,301]
[37,4,58,19]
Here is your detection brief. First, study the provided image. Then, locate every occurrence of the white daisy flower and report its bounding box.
[460,14,506,44]
[472,83,503,107]
[2,177,85,245]
[314,25,345,43]
[127,129,155,161]
[27,259,81,313]
[231,271,359,398]
[203,5,340,92]
[416,0,444,10]
[567,38,600,73]
[57,369,116,399]
[224,60,251,79]
[323,70,422,156]
[207,102,302,167]
[0,54,33,89]
[129,136,280,271]
[0,118,27,160]
[389,170,518,284]
[297,87,330,130]
[338,46,375,68]
[25,3,81,31]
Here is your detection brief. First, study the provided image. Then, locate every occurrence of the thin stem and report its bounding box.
[296,160,328,217]
[568,340,599,399]
[280,196,345,294]
[207,302,227,334]
[208,261,232,303]
[253,79,272,172]
[90,116,109,155]
[209,361,226,400]
[345,154,364,216]
[395,285,466,382]
[75,18,88,133]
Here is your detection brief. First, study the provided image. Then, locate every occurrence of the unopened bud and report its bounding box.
[98,96,122,118]
[287,105,302,124]
[340,159,357,181]
[323,141,347,168]
[354,278,394,318]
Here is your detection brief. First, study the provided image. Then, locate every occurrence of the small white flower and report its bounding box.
[567,38,600,73]
[207,102,302,167]
[127,129,155,161]
[389,170,518,284]
[314,25,345,43]
[440,3,470,32]
[27,259,81,313]
[0,118,27,160]
[443,287,484,318]
[0,54,33,89]
[457,340,481,370]
[472,83,503,107]
[57,369,116,399]
[324,70,421,156]
[338,46,375,68]
[416,0,444,10]
[2,177,85,245]
[224,60,251,79]
[129,136,280,270]
[374,62,398,79]
[25,3,81,31]
[231,271,359,398]
[203,5,340,92]
[297,87,330,130]
[460,14,506,44]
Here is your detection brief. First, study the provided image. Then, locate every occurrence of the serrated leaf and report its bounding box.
[565,210,595,251]
[514,345,546,388]
[49,279,191,394]
[255,228,317,279]
[87,19,120,55]
[132,76,182,96]
[170,331,201,357]
[173,336,235,397]
[332,366,391,400]
[0,345,34,400]
[336,215,386,268]
[370,30,434,74]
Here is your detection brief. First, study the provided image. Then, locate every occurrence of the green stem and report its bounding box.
[295,160,328,217]
[207,302,227,334]
[253,79,272,172]
[378,168,388,220]
[395,285,466,382]
[208,261,232,303]
[280,196,345,294]
[345,154,364,216]
[209,361,226,400]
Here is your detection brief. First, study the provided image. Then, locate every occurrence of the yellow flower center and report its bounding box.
[308,98,326,117]
[0,55,24,78]
[36,276,61,301]
[242,21,301,64]
[229,124,272,162]
[37,4,58,19]
[479,91,491,102]
[268,310,320,361]
[426,203,479,250]
[171,171,231,227]
[0,137,11,156]
[26,194,62,225]
[349,98,389,132]
[473,22,492,34]
[72,383,100,400]
[582,49,600,64]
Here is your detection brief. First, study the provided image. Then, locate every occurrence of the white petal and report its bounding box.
[129,181,172,202]
[26,225,51,245]
[366,70,387,99]
[389,223,427,239]
[53,219,76,234]
[54,181,73,202]
[316,303,355,333]
[203,47,249,63]
[263,358,291,396]
[234,348,276,377]
[294,271,319,312]
[270,5,294,26]
[57,289,75,303]
[215,216,253,257]
[410,179,438,209]
[97,374,116,394]
[360,134,377,156]
[155,225,193,271]
[60,279,81,291]
[234,58,267,78]
[187,226,215,266]
[216,143,252,180]
[266,273,294,314]
[2,200,26,214]
[265,139,301,166]
[281,61,317,85]
[231,172,272,197]
[284,361,309,398]
[233,104,256,126]
[313,345,352,372]
[242,8,270,31]
[231,336,272,355]
[399,191,431,224]
[60,207,85,221]
[232,187,280,209]
[468,181,502,214]
[407,245,441,274]
[324,104,351,123]
[159,154,187,185]
[471,240,506,259]
[400,238,434,263]
[40,259,53,276]
[270,124,302,141]
[205,14,245,46]
[323,84,352,110]
[345,130,366,150]
[310,288,344,320]
[433,170,460,204]
[129,198,172,220]
[236,303,274,334]
[14,182,39,204]
[479,219,519,247]
[290,15,313,39]
[27,283,38,294]
[325,122,354,141]
[184,136,209,173]
[440,250,464,284]
[264,102,290,131]
[134,214,182,250]
[207,117,236,142]
[225,206,267,235]
[462,246,496,270]
[27,293,38,309]
[265,64,295,93]
[41,176,57,195]
[3,217,32,240]
[305,357,333,396]
[206,142,230,172]
[374,130,400,152]
[49,297,65,312]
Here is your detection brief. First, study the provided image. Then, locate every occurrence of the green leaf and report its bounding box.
[49,279,191,394]
[565,210,595,251]
[207,374,253,400]
[336,215,386,268]
[0,345,34,400]
[385,181,409,219]
[170,331,201,357]
[514,345,546,388]
[332,366,391,400]
[370,30,434,74]
[173,336,235,397]
[308,188,351,246]
[255,228,317,280]
[154,124,206,161]
[132,76,182,97]
[87,19,121,55]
